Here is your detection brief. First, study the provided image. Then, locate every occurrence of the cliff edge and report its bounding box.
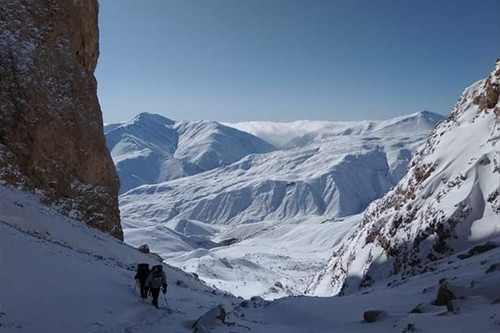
[0,0,122,239]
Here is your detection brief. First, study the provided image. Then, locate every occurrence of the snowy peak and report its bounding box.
[105,113,275,193]
[132,112,175,125]
[308,62,500,297]
[372,110,445,135]
[106,113,179,158]
[173,120,275,171]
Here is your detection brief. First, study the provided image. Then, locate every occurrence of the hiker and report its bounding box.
[145,264,167,308]
[134,263,150,299]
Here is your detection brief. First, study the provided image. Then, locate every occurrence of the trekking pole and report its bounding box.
[133,279,138,294]
[163,293,170,310]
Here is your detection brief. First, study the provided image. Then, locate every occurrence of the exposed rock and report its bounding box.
[176,279,187,287]
[403,323,416,332]
[485,262,500,273]
[237,297,269,310]
[137,244,150,254]
[432,280,456,312]
[0,0,121,239]
[363,310,384,323]
[457,242,498,259]
[217,238,239,247]
[409,303,424,314]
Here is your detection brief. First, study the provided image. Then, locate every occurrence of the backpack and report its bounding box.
[150,265,165,286]
[136,263,150,279]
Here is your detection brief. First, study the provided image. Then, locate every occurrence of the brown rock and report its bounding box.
[0,0,122,239]
[432,280,456,312]
[138,244,150,254]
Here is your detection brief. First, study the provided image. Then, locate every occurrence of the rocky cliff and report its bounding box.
[0,0,122,239]
[308,60,500,296]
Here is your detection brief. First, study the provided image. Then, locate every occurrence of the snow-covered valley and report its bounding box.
[110,111,446,298]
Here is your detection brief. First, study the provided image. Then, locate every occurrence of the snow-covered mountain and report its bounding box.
[118,111,444,298]
[120,111,444,224]
[308,61,500,297]
[104,113,275,193]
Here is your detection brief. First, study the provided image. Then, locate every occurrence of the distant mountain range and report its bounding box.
[107,110,446,297]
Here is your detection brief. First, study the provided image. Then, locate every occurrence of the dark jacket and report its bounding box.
[135,263,150,281]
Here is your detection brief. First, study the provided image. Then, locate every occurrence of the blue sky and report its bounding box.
[97,0,500,123]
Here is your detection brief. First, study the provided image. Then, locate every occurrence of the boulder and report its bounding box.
[432,280,456,312]
[176,280,187,287]
[403,323,416,332]
[137,244,150,254]
[192,304,227,332]
[363,310,383,323]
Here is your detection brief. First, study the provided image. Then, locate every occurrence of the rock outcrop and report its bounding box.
[308,60,500,296]
[0,0,122,239]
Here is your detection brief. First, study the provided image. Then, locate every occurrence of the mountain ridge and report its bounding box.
[105,112,275,193]
[308,61,500,296]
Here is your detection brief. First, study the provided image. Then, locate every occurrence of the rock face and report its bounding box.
[308,60,500,296]
[0,0,122,239]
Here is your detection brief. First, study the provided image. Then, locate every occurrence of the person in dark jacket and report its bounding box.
[135,263,150,299]
[145,265,167,308]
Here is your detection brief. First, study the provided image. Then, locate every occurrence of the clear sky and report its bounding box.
[96,0,500,123]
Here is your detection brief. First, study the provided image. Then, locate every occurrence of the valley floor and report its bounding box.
[123,214,360,299]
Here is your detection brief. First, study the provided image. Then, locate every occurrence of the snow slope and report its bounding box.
[104,113,275,193]
[3,186,500,332]
[234,246,500,333]
[119,111,443,298]
[0,185,238,332]
[308,62,500,297]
